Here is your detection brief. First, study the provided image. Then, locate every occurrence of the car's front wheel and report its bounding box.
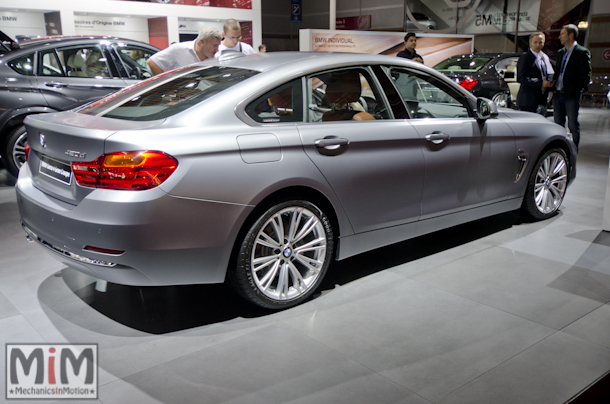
[521,148,569,220]
[230,200,334,310]
[3,125,28,178]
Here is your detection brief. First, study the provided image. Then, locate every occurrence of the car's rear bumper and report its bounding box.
[16,164,252,286]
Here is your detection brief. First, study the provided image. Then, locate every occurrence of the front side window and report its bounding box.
[388,67,471,119]
[114,44,155,80]
[307,67,390,123]
[79,66,259,121]
[8,53,35,76]
[245,79,303,123]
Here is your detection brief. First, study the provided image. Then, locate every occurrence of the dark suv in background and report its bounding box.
[0,33,159,177]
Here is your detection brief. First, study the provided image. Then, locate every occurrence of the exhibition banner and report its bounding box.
[301,29,473,68]
[112,0,251,9]
[336,15,371,30]
[418,0,539,33]
[74,15,150,43]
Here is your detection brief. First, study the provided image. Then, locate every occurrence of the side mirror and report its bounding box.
[476,97,498,120]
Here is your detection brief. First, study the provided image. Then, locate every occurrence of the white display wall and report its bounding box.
[0,11,46,39]
[74,15,150,43]
[0,0,261,48]
[178,20,224,37]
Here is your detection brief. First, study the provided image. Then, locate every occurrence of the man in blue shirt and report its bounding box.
[553,24,591,150]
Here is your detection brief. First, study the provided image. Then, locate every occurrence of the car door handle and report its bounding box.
[315,137,350,148]
[425,132,450,144]
[45,82,68,88]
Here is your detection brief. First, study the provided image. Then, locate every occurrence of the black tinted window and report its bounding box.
[434,56,491,72]
[79,66,259,121]
[8,53,35,76]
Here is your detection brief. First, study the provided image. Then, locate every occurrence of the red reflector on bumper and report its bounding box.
[83,246,125,255]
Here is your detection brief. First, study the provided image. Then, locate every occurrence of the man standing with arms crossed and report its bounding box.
[147,27,222,76]
[516,32,554,114]
[553,24,591,150]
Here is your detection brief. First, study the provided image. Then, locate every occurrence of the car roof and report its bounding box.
[18,35,149,47]
[206,51,443,77]
[0,35,159,58]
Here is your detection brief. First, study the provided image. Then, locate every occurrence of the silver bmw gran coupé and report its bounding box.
[16,51,576,309]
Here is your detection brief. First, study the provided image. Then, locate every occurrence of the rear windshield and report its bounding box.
[78,65,259,121]
[433,56,491,73]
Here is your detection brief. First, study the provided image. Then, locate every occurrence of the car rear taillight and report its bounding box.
[459,78,477,91]
[25,142,30,161]
[72,151,178,190]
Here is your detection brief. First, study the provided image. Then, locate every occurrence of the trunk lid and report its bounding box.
[24,111,162,205]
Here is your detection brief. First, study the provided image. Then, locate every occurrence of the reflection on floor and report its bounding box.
[0,109,609,404]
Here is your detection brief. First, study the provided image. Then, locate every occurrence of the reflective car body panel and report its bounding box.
[17,52,577,288]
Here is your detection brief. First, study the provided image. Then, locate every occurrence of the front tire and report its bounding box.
[521,148,569,220]
[230,200,334,310]
[3,125,28,178]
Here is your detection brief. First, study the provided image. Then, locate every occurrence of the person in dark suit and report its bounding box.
[553,24,591,149]
[516,32,554,114]
[397,33,424,64]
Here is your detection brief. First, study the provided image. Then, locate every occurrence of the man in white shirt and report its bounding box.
[215,19,255,57]
[147,27,222,76]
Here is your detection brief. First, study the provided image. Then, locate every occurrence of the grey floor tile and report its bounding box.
[0,316,47,401]
[562,302,610,349]
[389,241,492,278]
[501,222,601,267]
[439,332,610,404]
[100,323,429,404]
[0,315,45,345]
[280,278,554,403]
[0,289,19,320]
[411,246,610,329]
[0,249,65,286]
[271,270,405,321]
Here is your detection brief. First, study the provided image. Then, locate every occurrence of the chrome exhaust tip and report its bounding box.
[26,235,34,243]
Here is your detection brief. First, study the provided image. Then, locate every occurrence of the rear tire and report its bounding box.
[520,148,569,220]
[229,200,334,310]
[3,125,28,178]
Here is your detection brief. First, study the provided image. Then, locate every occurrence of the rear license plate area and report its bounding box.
[39,155,72,185]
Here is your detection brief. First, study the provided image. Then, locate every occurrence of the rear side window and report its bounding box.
[55,46,111,78]
[39,50,65,76]
[8,53,35,76]
[245,79,303,123]
[79,66,259,121]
